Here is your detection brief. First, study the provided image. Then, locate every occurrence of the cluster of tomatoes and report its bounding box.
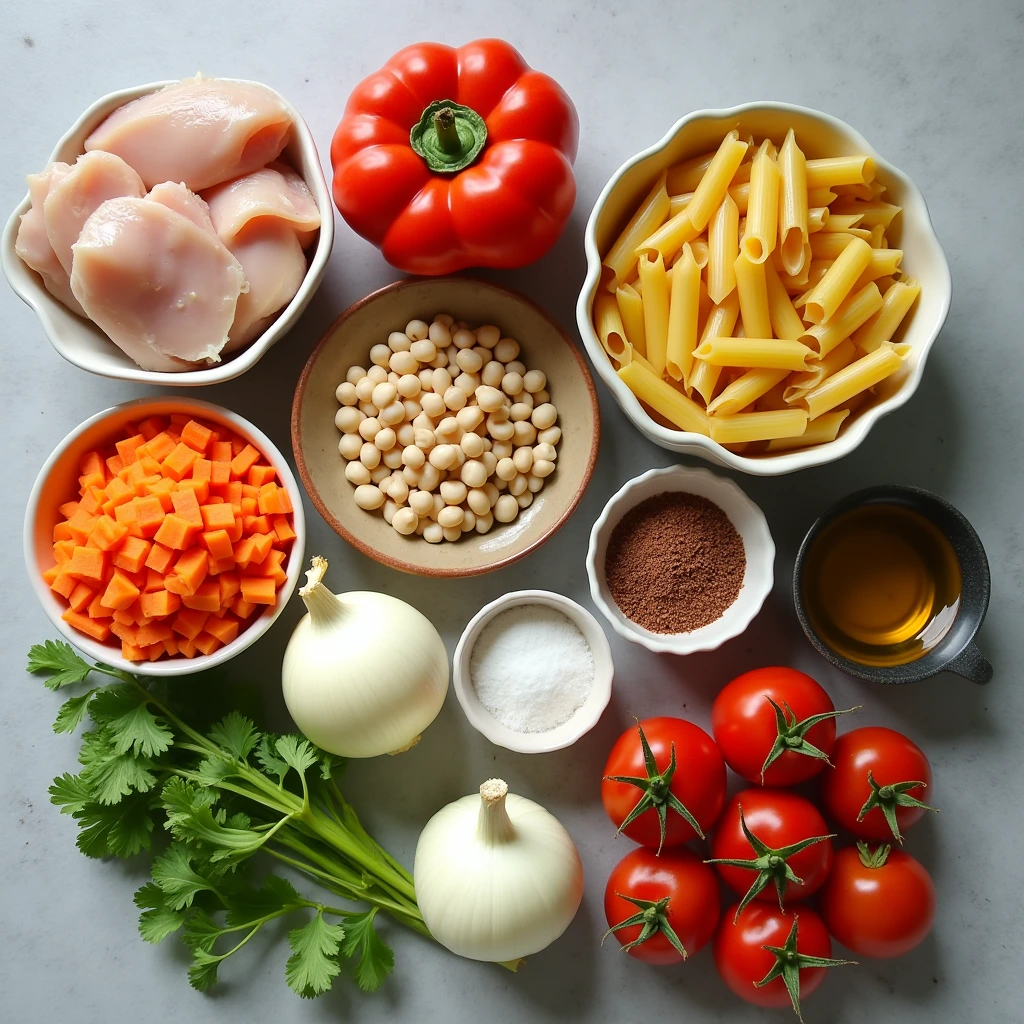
[600,667,937,1020]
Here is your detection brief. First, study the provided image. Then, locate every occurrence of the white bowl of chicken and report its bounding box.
[1,75,334,385]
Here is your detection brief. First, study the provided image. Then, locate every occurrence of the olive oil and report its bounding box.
[802,504,962,667]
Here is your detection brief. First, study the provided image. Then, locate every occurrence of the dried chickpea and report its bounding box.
[409,490,434,516]
[403,445,426,468]
[494,338,519,362]
[435,416,460,441]
[440,480,468,505]
[358,417,381,441]
[437,505,464,529]
[501,371,524,396]
[456,405,484,431]
[374,427,397,451]
[372,382,397,409]
[512,447,534,474]
[428,444,457,470]
[396,421,416,447]
[508,473,528,497]
[429,494,445,520]
[398,373,421,398]
[476,385,504,413]
[419,464,441,490]
[339,433,362,460]
[435,312,455,326]
[475,511,494,534]
[523,369,546,393]
[467,488,490,516]
[455,348,483,374]
[392,507,418,535]
[531,403,558,430]
[410,339,436,363]
[371,464,391,484]
[380,401,406,426]
[513,421,537,446]
[517,491,534,510]
[388,331,412,352]
[390,351,418,375]
[430,368,453,395]
[421,392,446,418]
[358,401,378,417]
[382,447,404,469]
[454,371,481,396]
[442,526,462,543]
[412,412,435,433]
[460,433,485,459]
[370,345,391,368]
[359,442,381,469]
[443,386,467,411]
[494,494,519,522]
[346,365,367,385]
[423,522,443,544]
[428,321,451,347]
[354,484,385,510]
[482,450,500,474]
[382,499,398,525]
[533,388,551,405]
[335,406,363,433]
[460,510,477,533]
[418,367,435,390]
[534,441,558,463]
[355,377,376,403]
[451,327,476,349]
[532,459,556,478]
[406,319,429,341]
[495,457,517,481]
[459,459,487,488]
[483,481,501,506]
[487,415,515,441]
[481,360,505,388]
[387,474,410,504]
[345,461,371,485]
[402,464,423,487]
[538,425,561,446]
[476,324,500,348]
[527,472,546,493]
[509,402,532,422]
[336,381,358,405]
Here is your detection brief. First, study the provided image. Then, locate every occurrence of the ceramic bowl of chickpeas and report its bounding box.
[291,277,601,577]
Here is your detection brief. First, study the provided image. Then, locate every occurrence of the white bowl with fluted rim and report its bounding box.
[453,590,613,753]
[586,465,774,655]
[24,397,305,677]
[2,78,334,386]
[576,102,951,476]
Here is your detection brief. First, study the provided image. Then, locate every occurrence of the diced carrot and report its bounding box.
[87,593,115,619]
[240,577,276,605]
[166,427,182,443]
[53,521,73,543]
[192,458,212,482]
[80,487,106,515]
[139,589,181,619]
[88,515,128,552]
[59,500,81,519]
[116,434,146,465]
[162,442,200,482]
[62,607,111,642]
[68,546,107,584]
[51,567,78,599]
[170,548,208,594]
[250,534,274,565]
[202,529,234,561]
[127,601,154,627]
[201,503,236,530]
[145,543,174,573]
[208,555,238,576]
[230,444,261,479]
[112,608,135,626]
[180,419,213,452]
[209,461,231,487]
[163,636,179,656]
[210,440,233,463]
[66,508,99,545]
[144,568,167,593]
[241,483,259,501]
[205,615,240,645]
[172,607,209,641]
[101,569,141,611]
[226,481,243,513]
[121,641,147,662]
[104,476,135,508]
[232,596,257,619]
[133,495,166,538]
[145,476,176,511]
[271,515,296,544]
[240,497,258,517]
[230,437,245,456]
[247,464,277,487]
[177,639,198,658]
[105,454,124,477]
[170,488,203,527]
[54,539,77,563]
[138,415,167,441]
[193,632,223,656]
[258,482,293,515]
[79,470,106,493]
[68,582,96,613]
[165,574,191,596]
[176,477,211,504]
[243,514,271,535]
[141,431,176,463]
[112,535,152,573]
[169,412,191,426]
[232,536,257,567]
[153,514,199,550]
[79,450,106,477]
[43,563,64,587]
[226,516,244,542]
[218,571,241,606]
[144,643,165,662]
[136,621,174,647]
[253,548,287,578]
[181,581,221,612]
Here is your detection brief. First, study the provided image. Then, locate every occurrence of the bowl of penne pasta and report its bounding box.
[576,102,951,475]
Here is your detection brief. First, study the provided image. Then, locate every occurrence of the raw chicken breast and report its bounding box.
[84,76,293,191]
[43,151,145,274]
[14,162,86,315]
[146,181,218,234]
[70,197,245,371]
[223,219,307,353]
[203,162,320,247]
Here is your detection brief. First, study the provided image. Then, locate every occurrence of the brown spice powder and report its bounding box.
[604,491,746,634]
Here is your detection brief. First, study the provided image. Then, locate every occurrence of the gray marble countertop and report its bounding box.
[2,1,1022,1022]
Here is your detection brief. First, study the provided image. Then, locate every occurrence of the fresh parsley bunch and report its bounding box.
[28,640,431,999]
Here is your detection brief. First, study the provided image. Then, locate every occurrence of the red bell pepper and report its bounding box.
[331,39,579,275]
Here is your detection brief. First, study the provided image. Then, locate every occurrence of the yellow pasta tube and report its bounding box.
[809,232,861,260]
[707,194,739,304]
[853,279,921,353]
[681,130,749,233]
[742,140,781,263]
[806,187,838,208]
[831,198,902,228]
[853,249,904,289]
[690,237,710,270]
[593,292,629,364]
[778,129,809,277]
[801,341,909,419]
[784,338,858,404]
[805,155,876,189]
[802,282,884,358]
[638,252,670,375]
[729,181,750,214]
[694,337,813,371]
[733,253,773,339]
[634,207,700,263]
[763,259,807,340]
[808,207,829,233]
[756,380,791,411]
[803,237,873,324]
[689,291,740,404]
[709,408,809,444]
[822,214,866,232]
[833,181,886,201]
[603,173,670,291]
[666,151,718,195]
[617,360,710,435]
[669,192,693,216]
[767,409,850,450]
[666,243,701,382]
[707,368,789,415]
[615,283,647,356]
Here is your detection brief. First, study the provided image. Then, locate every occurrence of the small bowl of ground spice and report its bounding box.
[453,590,614,753]
[587,465,774,655]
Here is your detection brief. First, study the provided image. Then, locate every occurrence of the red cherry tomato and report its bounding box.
[819,842,936,958]
[712,667,856,786]
[602,718,726,851]
[709,790,834,909]
[821,726,936,842]
[714,903,852,1017]
[604,847,721,964]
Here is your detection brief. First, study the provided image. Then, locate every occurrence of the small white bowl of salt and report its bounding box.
[453,590,614,753]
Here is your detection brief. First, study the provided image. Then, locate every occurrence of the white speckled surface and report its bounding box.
[2,2,1022,1022]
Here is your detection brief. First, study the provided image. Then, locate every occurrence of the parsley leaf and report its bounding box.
[53,689,99,734]
[285,911,345,998]
[88,685,173,758]
[341,909,395,992]
[182,909,222,953]
[188,948,222,992]
[152,845,221,909]
[225,876,302,927]
[135,883,187,943]
[256,734,290,784]
[27,640,93,689]
[79,730,157,806]
[161,778,264,861]
[276,735,318,776]
[208,712,260,761]
[192,755,237,786]
[75,791,155,857]
[49,773,92,815]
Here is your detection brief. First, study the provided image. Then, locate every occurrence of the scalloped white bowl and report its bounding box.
[576,102,951,476]
[586,465,774,656]
[1,78,334,386]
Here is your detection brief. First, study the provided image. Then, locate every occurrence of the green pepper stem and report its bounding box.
[433,107,461,153]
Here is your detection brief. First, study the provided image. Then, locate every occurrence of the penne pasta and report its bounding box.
[617,359,710,435]
[805,155,876,189]
[742,140,781,263]
[853,279,921,353]
[638,252,670,375]
[784,338,858,404]
[694,337,813,371]
[808,207,829,233]
[730,180,751,214]
[853,248,904,289]
[615,282,647,356]
[689,291,740,404]
[680,130,749,233]
[603,172,671,292]
[803,237,873,324]
[832,181,886,200]
[666,151,717,196]
[707,368,789,415]
[756,380,791,411]
[594,293,629,365]
[802,282,884,358]
[831,197,902,228]
[821,213,866,232]
[690,237,710,270]
[733,253,773,338]
[669,192,693,216]
[634,207,700,263]
[778,129,809,276]
[666,243,701,382]
[709,408,809,444]
[809,231,861,260]
[707,194,740,304]
[767,409,850,450]
[806,187,838,208]
[801,341,909,419]
[763,259,807,340]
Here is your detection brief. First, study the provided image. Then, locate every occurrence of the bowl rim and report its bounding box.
[586,464,775,655]
[23,396,306,677]
[575,100,952,477]
[451,588,614,753]
[290,275,601,578]
[1,76,335,387]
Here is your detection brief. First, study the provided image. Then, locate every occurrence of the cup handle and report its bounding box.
[947,641,993,685]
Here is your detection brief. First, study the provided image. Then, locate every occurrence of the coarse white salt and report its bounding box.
[469,604,595,734]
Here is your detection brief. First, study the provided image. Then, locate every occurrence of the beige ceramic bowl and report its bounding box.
[1,78,334,386]
[24,397,306,677]
[577,102,951,476]
[292,278,600,577]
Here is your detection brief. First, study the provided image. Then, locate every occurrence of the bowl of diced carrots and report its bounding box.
[24,397,305,676]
